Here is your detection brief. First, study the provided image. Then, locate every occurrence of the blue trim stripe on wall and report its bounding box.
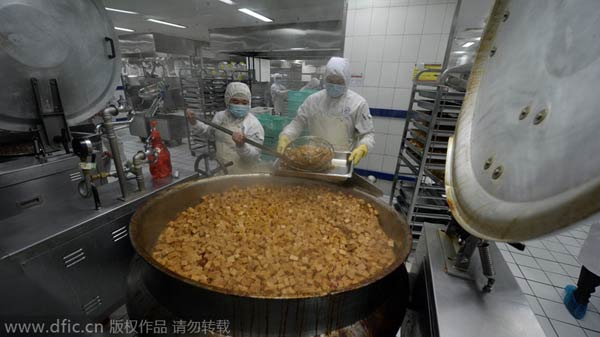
[369,108,408,119]
[354,168,416,182]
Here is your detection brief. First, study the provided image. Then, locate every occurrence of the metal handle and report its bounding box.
[17,196,42,209]
[91,183,101,210]
[105,37,116,59]
[199,118,285,160]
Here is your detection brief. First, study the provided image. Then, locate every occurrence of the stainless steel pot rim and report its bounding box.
[129,173,411,300]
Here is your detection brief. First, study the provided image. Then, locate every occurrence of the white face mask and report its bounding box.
[228,103,250,118]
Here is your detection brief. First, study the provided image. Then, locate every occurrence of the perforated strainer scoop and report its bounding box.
[197,119,334,172]
[283,136,335,172]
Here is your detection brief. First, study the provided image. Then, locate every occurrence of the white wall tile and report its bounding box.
[350,61,366,77]
[359,0,374,8]
[372,0,391,7]
[350,0,373,9]
[382,35,403,62]
[376,87,395,109]
[393,88,412,110]
[354,8,373,36]
[362,87,379,104]
[373,116,391,134]
[382,155,398,173]
[350,36,369,62]
[442,3,457,34]
[396,62,415,88]
[404,5,427,34]
[408,0,428,4]
[344,37,353,59]
[356,157,369,169]
[352,86,364,95]
[379,62,399,87]
[367,154,384,171]
[418,34,441,63]
[370,7,389,35]
[427,0,448,3]
[436,34,449,63]
[399,35,421,62]
[385,134,403,156]
[423,4,446,34]
[367,36,386,61]
[388,118,406,135]
[386,6,408,35]
[391,0,409,6]
[346,9,356,37]
[372,133,387,155]
[364,62,382,87]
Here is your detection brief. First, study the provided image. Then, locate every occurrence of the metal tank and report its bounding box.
[445,0,600,241]
[0,0,121,131]
[127,174,412,337]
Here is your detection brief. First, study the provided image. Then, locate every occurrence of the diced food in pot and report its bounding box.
[152,185,396,297]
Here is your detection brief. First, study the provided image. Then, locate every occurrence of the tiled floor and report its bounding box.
[497,224,600,337]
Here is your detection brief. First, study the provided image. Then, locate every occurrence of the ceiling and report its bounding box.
[103,0,345,41]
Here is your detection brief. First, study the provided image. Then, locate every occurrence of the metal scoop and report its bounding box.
[198,119,333,172]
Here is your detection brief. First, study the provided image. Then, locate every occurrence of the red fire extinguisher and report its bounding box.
[147,120,172,179]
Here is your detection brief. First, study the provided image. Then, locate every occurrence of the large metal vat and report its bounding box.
[127,175,412,337]
[0,0,121,131]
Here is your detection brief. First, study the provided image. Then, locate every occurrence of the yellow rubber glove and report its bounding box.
[277,135,291,154]
[349,144,368,165]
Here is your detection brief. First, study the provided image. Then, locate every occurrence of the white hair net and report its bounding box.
[325,57,351,86]
[224,82,251,105]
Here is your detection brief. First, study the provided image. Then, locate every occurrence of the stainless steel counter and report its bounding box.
[0,167,194,259]
[403,224,546,337]
[0,166,198,319]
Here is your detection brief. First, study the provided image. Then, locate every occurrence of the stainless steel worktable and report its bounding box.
[403,224,547,337]
[0,167,196,259]
[0,166,198,319]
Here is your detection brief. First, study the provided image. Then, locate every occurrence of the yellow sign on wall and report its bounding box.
[413,64,442,82]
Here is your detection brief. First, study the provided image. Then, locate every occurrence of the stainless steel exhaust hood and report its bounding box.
[119,33,208,57]
[208,21,344,59]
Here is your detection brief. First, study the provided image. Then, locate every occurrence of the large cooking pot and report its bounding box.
[127,174,412,336]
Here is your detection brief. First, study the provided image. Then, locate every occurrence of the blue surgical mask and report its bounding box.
[325,83,346,98]
[228,103,250,118]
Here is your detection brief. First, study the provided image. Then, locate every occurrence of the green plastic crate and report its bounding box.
[287,90,317,115]
[256,114,294,139]
[256,114,310,162]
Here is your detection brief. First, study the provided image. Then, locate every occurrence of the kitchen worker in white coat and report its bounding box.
[563,221,600,319]
[186,82,265,174]
[270,73,288,115]
[277,57,374,165]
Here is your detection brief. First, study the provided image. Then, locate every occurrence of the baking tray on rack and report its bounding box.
[273,151,353,182]
[416,99,462,111]
[416,89,465,101]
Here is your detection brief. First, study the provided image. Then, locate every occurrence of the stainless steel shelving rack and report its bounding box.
[180,66,255,156]
[201,69,254,113]
[390,67,468,244]
[179,66,214,157]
